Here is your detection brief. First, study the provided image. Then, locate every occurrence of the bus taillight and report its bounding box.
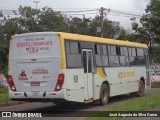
[8,75,17,92]
[54,74,64,91]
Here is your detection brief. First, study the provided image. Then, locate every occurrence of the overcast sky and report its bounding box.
[0,0,150,29]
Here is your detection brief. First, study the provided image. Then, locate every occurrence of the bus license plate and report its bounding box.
[33,91,40,96]
[31,82,40,86]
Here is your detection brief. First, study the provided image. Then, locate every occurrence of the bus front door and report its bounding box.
[146,53,151,88]
[83,49,94,101]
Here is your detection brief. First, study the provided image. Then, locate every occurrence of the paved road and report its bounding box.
[0,88,160,120]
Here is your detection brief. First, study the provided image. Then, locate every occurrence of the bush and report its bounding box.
[151,82,160,88]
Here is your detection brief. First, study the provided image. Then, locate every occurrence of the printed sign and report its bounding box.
[18,70,28,80]
[118,72,136,78]
[73,75,78,83]
[32,68,48,74]
[17,37,52,54]
[31,82,40,86]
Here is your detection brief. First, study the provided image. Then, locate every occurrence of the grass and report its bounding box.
[152,82,160,88]
[86,93,160,120]
[0,87,10,103]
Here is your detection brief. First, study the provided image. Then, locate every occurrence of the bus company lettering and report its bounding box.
[118,72,136,78]
[32,68,48,74]
[17,41,52,47]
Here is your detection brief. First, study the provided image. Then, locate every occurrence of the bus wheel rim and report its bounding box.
[103,89,107,101]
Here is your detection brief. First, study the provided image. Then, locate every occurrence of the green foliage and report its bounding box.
[0,40,8,75]
[0,87,10,103]
[151,46,160,63]
[67,15,126,39]
[131,0,160,44]
[68,17,90,35]
[152,82,160,88]
[84,16,126,39]
[38,7,66,32]
[0,10,3,17]
[152,46,160,54]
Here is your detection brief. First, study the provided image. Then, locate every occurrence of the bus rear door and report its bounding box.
[82,49,94,101]
[145,53,151,88]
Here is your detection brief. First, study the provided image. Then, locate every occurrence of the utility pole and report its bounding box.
[33,1,40,32]
[99,7,110,38]
[100,7,104,38]
[33,1,40,9]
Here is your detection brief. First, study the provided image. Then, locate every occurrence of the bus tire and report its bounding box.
[100,84,109,105]
[137,80,145,97]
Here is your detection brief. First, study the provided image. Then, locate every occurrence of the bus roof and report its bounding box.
[11,32,148,49]
[58,32,148,49]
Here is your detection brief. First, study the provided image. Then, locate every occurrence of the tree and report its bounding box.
[87,16,126,39]
[16,6,40,32]
[38,7,66,32]
[88,16,100,36]
[12,6,67,32]
[66,16,90,35]
[140,0,160,44]
[0,40,8,74]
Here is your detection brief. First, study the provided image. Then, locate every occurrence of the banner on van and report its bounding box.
[17,37,53,54]
[32,68,48,74]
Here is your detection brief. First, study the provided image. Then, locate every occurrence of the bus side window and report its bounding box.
[94,44,102,66]
[102,45,109,66]
[132,48,136,57]
[70,42,79,54]
[65,41,83,68]
[65,41,70,53]
[137,48,145,66]
[108,45,119,67]
[94,44,101,54]
[119,47,129,66]
[83,51,87,73]
[116,46,121,55]
[129,47,137,66]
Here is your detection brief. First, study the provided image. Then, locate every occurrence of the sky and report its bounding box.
[0,0,150,29]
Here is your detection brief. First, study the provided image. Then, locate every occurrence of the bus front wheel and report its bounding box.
[137,80,145,97]
[100,84,109,105]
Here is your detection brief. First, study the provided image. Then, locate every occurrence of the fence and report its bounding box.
[150,51,160,83]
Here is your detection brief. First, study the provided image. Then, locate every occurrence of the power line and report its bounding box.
[60,9,98,13]
[65,12,98,16]
[0,7,150,19]
[108,9,143,18]
[109,13,142,18]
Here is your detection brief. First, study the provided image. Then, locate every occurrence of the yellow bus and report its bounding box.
[8,32,151,105]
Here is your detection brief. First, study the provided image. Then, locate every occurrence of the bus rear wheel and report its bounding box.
[137,80,145,97]
[100,84,109,105]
